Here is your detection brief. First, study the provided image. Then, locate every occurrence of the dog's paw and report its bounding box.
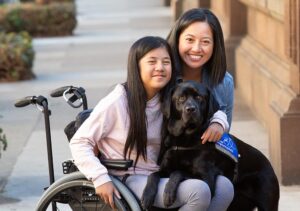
[163,187,176,207]
[141,191,156,210]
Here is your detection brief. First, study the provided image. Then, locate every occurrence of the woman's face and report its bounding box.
[139,47,172,100]
[178,21,214,71]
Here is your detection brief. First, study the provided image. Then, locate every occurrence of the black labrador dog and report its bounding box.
[141,81,280,211]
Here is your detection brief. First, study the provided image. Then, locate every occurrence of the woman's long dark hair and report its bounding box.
[167,8,227,86]
[123,36,176,167]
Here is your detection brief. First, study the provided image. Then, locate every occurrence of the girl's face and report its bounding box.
[139,47,172,100]
[178,21,214,72]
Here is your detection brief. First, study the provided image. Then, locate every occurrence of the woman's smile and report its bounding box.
[179,21,213,71]
[188,54,203,61]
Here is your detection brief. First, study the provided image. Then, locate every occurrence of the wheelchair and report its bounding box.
[36,170,139,210]
[15,86,175,211]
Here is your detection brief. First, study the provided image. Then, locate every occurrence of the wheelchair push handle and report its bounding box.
[14,96,36,107]
[50,86,71,97]
[15,95,48,110]
[50,85,88,110]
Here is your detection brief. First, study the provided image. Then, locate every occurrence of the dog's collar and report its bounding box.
[171,145,201,151]
[170,134,240,162]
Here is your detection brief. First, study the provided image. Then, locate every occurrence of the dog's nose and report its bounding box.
[185,105,196,113]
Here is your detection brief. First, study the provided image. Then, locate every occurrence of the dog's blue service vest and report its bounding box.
[215,133,239,163]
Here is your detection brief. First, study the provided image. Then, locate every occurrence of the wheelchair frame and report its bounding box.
[15,86,143,211]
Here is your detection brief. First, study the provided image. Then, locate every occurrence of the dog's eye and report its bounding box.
[178,96,186,102]
[196,95,204,101]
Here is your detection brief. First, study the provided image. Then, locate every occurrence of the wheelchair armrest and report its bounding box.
[101,159,133,170]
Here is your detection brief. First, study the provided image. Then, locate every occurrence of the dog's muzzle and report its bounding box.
[184,104,196,114]
[182,102,201,125]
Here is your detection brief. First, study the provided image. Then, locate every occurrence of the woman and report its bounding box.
[167,8,235,210]
[70,36,215,210]
[167,8,234,144]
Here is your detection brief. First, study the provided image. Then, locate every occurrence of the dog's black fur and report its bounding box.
[141,81,279,211]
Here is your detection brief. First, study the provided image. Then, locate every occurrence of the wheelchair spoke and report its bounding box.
[38,179,128,211]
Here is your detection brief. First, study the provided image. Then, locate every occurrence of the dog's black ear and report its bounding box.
[176,76,183,84]
[167,119,185,137]
[162,87,174,119]
[207,88,220,119]
[157,135,170,165]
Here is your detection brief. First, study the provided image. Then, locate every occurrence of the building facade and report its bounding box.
[169,0,300,185]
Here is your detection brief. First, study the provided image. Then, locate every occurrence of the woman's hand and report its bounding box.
[95,181,121,209]
[201,123,224,144]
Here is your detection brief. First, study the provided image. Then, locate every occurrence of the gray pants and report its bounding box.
[125,175,234,211]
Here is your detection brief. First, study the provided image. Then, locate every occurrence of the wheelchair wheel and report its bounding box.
[36,172,141,211]
[36,179,129,211]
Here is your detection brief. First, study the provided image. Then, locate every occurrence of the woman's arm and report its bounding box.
[201,110,228,144]
[225,73,234,128]
[201,72,234,143]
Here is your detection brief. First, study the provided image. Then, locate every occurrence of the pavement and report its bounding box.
[0,0,299,210]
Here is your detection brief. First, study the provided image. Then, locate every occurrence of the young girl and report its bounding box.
[167,8,235,210]
[70,36,218,210]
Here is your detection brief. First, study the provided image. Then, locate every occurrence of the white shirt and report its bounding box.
[70,84,161,188]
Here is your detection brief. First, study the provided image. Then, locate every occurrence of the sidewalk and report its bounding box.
[0,0,300,210]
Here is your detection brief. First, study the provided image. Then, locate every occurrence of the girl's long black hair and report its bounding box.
[123,36,176,167]
[167,8,227,86]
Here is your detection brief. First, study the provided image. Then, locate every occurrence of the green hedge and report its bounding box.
[0,31,35,82]
[20,0,75,3]
[0,128,7,158]
[0,2,77,37]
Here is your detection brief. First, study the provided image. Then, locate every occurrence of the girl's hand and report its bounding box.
[95,181,121,209]
[201,123,224,144]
